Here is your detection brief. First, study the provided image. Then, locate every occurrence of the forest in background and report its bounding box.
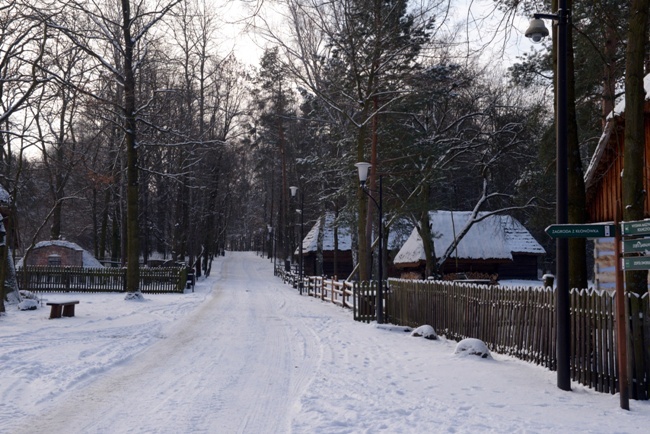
[0,0,646,287]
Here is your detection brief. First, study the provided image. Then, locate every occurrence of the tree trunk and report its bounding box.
[99,189,109,260]
[122,0,141,297]
[602,21,618,125]
[418,184,436,278]
[420,210,436,279]
[622,0,650,400]
[50,196,62,239]
[0,243,6,314]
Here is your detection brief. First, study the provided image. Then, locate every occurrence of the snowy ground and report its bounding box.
[1,251,648,433]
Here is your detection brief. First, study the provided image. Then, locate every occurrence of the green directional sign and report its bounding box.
[545,223,616,238]
[621,219,650,236]
[623,238,650,253]
[623,257,650,270]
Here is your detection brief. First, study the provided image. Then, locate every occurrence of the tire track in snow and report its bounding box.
[16,252,323,434]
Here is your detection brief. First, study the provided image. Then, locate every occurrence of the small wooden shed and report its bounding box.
[24,240,103,268]
[298,212,354,278]
[393,211,546,280]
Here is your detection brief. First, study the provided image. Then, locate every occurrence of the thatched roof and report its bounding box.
[296,211,412,254]
[393,211,545,266]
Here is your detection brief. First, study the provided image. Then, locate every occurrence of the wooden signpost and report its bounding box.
[617,218,650,410]
[545,223,616,238]
[546,220,632,410]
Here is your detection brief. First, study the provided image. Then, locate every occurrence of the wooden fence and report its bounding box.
[275,266,377,321]
[273,267,650,398]
[387,278,650,398]
[18,266,187,294]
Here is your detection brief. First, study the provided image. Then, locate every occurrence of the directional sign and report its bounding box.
[623,238,650,253]
[623,257,650,270]
[621,219,650,236]
[545,223,616,238]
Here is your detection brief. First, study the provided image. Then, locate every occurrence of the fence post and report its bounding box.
[64,267,71,292]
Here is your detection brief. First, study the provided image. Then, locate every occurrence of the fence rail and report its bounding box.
[18,266,187,294]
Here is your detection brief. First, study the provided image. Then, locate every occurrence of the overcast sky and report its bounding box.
[215,0,539,68]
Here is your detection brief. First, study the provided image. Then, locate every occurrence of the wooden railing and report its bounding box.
[18,266,187,294]
[303,275,354,308]
[275,265,377,321]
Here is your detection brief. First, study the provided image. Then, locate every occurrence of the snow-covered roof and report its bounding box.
[609,74,650,119]
[20,240,104,268]
[299,212,353,254]
[296,211,412,254]
[584,73,650,187]
[393,211,545,265]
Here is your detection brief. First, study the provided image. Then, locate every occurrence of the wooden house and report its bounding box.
[296,211,412,278]
[584,74,650,290]
[298,212,354,278]
[393,211,546,280]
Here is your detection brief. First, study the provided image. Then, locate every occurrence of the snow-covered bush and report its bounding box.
[453,338,492,359]
[410,325,438,340]
[18,299,39,311]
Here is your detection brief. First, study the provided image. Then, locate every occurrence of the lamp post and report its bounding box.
[267,224,273,261]
[525,1,570,392]
[355,162,384,324]
[290,186,304,295]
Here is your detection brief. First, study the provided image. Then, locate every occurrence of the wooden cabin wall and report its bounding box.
[587,103,650,222]
[587,125,624,222]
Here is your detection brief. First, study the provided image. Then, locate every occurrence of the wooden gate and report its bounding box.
[353,281,378,323]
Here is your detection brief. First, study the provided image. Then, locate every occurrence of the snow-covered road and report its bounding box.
[3,251,649,433]
[13,254,322,433]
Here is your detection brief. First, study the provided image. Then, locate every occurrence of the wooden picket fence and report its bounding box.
[18,266,187,294]
[273,267,650,398]
[387,278,650,398]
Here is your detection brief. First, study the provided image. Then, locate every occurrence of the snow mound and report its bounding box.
[18,299,39,311]
[454,338,492,359]
[124,292,146,301]
[411,325,438,340]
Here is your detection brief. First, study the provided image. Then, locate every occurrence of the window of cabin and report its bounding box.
[48,255,62,266]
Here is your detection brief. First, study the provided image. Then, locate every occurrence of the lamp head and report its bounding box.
[289,186,298,197]
[355,162,372,187]
[524,18,549,43]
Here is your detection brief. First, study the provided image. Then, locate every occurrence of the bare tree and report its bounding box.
[0,1,48,313]
[35,0,181,299]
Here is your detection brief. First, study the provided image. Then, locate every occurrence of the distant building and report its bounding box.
[23,240,103,268]
[296,211,412,278]
[393,211,545,280]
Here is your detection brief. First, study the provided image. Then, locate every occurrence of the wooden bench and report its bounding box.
[46,301,80,319]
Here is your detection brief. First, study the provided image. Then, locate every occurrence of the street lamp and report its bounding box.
[525,2,570,392]
[355,162,384,324]
[290,185,304,295]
